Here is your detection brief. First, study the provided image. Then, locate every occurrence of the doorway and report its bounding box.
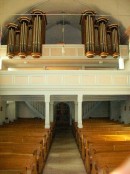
[55,102,70,127]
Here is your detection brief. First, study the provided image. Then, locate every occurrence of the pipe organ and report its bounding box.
[109,24,119,58]
[97,17,108,58]
[80,11,96,58]
[80,11,120,58]
[31,10,46,58]
[6,9,120,59]
[18,17,31,58]
[6,10,47,59]
[6,23,18,58]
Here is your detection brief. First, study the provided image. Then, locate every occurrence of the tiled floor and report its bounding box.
[43,127,87,174]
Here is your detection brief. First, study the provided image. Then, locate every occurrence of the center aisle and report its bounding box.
[43,126,86,174]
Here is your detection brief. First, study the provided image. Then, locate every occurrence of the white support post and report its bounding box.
[77,95,83,128]
[75,101,78,122]
[71,102,75,120]
[50,102,54,122]
[68,102,72,125]
[45,95,50,129]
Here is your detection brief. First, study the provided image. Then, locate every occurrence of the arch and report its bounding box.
[54,102,70,127]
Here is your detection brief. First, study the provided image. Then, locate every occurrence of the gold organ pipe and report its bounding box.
[38,16,41,53]
[81,10,96,58]
[31,9,47,58]
[109,24,119,58]
[35,15,38,52]
[20,24,22,52]
[18,17,30,58]
[91,17,94,52]
[6,23,18,58]
[33,18,35,52]
[97,17,108,58]
[86,16,89,51]
[37,16,40,53]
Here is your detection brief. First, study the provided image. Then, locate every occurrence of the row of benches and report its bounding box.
[0,118,55,174]
[72,118,130,174]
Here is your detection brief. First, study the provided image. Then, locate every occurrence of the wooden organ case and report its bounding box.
[80,10,120,58]
[6,10,47,59]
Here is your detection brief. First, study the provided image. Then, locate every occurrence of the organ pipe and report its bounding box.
[94,23,100,55]
[80,11,96,58]
[28,24,33,54]
[15,29,20,54]
[18,17,31,58]
[31,9,47,58]
[81,14,120,58]
[107,28,112,55]
[6,23,18,58]
[97,17,109,58]
[109,24,119,58]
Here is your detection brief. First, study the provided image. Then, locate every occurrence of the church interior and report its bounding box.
[1,0,130,173]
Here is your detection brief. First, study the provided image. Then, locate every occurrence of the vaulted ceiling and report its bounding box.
[0,0,130,44]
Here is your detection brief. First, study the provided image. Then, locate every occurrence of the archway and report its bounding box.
[54,102,70,127]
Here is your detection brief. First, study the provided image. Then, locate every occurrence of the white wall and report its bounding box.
[16,101,37,118]
[110,101,121,121]
[0,100,6,124]
[120,99,130,124]
[83,101,109,118]
[6,101,16,122]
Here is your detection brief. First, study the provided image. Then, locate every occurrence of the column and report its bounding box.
[68,102,72,125]
[77,95,83,128]
[45,95,50,128]
[74,101,78,122]
[50,102,54,122]
[71,102,75,120]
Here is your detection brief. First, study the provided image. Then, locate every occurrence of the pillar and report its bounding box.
[45,95,50,128]
[50,102,54,122]
[77,95,83,128]
[68,102,73,125]
[75,101,78,122]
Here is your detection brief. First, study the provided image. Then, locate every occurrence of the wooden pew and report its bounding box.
[0,143,44,174]
[0,154,37,174]
[0,118,55,174]
[91,151,130,174]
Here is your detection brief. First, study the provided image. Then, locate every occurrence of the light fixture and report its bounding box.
[99,60,103,64]
[62,44,65,55]
[23,61,28,64]
[118,56,124,70]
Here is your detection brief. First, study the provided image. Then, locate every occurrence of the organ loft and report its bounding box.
[0,0,130,174]
[6,9,120,60]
